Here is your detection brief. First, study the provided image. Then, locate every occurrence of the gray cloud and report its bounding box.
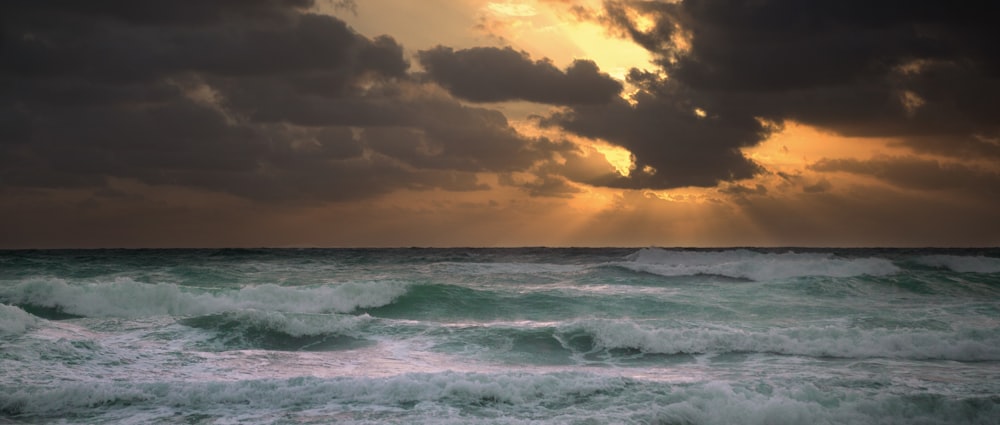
[543,68,768,189]
[0,1,571,203]
[418,46,623,105]
[2,0,315,26]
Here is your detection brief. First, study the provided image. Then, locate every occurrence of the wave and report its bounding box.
[619,248,900,281]
[0,303,38,336]
[556,319,1000,361]
[434,261,588,275]
[916,255,1000,274]
[0,372,627,419]
[0,277,408,318]
[181,310,375,351]
[3,373,997,424]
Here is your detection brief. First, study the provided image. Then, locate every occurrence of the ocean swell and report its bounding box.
[619,248,900,281]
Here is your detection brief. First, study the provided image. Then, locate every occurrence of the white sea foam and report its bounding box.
[916,255,1000,273]
[0,303,38,335]
[559,319,1000,361]
[621,248,899,280]
[0,277,408,318]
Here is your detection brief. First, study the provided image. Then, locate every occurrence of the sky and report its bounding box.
[1,0,999,248]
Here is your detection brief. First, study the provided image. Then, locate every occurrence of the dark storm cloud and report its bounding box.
[2,0,314,26]
[543,68,767,189]
[417,46,623,105]
[593,0,1000,171]
[542,0,1000,190]
[0,1,566,203]
[3,5,407,82]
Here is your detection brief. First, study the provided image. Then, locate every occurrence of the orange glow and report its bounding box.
[743,121,906,174]
[331,1,655,99]
[625,7,657,33]
[485,2,537,17]
[506,116,631,179]
[592,143,635,177]
[480,0,655,81]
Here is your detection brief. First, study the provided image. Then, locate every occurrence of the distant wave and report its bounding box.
[618,248,900,281]
[0,278,408,318]
[556,319,1000,361]
[434,261,589,275]
[916,255,1000,273]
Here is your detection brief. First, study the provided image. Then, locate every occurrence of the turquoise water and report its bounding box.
[2,248,999,424]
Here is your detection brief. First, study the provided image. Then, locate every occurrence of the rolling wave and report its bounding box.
[916,255,1000,273]
[0,277,408,318]
[619,248,900,281]
[427,319,1000,362]
[555,319,1000,361]
[180,310,374,351]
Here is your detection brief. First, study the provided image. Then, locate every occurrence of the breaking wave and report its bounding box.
[916,255,1000,274]
[0,277,408,318]
[0,303,38,336]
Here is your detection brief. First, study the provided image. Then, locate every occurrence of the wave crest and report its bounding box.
[558,319,1000,361]
[916,255,1000,273]
[620,248,899,281]
[181,310,375,351]
[0,278,408,318]
[0,303,38,336]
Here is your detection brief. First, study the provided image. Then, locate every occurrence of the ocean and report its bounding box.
[1,247,999,424]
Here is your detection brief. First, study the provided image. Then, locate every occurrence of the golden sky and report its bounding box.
[1,0,998,247]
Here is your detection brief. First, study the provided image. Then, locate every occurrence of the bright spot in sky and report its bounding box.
[593,143,636,177]
[487,2,537,17]
[626,8,657,33]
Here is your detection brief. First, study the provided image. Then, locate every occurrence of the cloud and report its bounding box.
[811,156,1000,197]
[595,0,1000,159]
[0,1,571,203]
[542,68,769,189]
[417,46,623,105]
[2,0,315,26]
[720,183,767,197]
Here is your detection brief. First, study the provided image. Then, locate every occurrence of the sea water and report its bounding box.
[1,248,999,424]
